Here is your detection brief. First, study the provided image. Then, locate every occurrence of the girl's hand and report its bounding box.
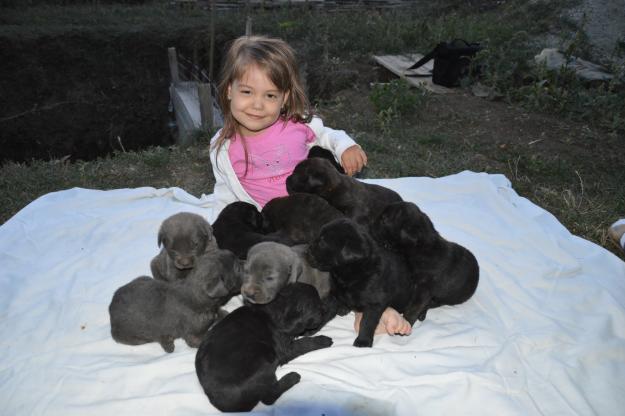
[341,145,368,176]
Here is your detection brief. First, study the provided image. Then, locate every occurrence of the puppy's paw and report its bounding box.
[417,309,428,321]
[353,336,373,348]
[184,334,202,348]
[160,336,175,353]
[281,372,302,387]
[313,335,333,348]
[336,305,351,316]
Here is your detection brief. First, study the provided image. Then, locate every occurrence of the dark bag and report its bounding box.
[407,39,482,87]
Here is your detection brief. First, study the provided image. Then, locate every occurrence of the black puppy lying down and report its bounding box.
[286,158,402,226]
[307,218,422,348]
[261,193,344,244]
[109,249,241,353]
[212,201,288,259]
[195,283,332,412]
[373,201,479,320]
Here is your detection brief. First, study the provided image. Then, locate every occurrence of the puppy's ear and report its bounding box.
[306,174,326,193]
[288,257,304,283]
[222,259,243,293]
[339,231,372,263]
[278,287,323,335]
[399,228,419,247]
[260,212,275,233]
[205,279,229,298]
[244,206,263,230]
[200,221,215,252]
[157,227,165,248]
[277,299,309,335]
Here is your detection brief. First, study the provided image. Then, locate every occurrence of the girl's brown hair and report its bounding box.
[212,35,312,160]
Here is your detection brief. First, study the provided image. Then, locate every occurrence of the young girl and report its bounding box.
[209,35,412,337]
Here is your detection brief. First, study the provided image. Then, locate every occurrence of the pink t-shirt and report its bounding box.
[228,119,316,207]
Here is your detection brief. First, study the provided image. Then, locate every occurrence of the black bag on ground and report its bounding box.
[407,39,482,87]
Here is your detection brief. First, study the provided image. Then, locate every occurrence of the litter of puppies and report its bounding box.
[108,153,479,411]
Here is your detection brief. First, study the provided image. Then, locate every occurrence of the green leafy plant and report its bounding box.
[369,79,428,133]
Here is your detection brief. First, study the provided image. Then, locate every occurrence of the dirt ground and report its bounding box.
[326,61,621,176]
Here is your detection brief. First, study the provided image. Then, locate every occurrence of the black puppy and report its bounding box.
[109,249,242,353]
[372,201,479,320]
[261,193,344,244]
[307,145,345,174]
[286,158,402,226]
[212,201,288,259]
[195,283,333,412]
[307,218,422,348]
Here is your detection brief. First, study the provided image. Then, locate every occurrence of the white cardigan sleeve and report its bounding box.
[208,131,260,222]
[307,116,359,164]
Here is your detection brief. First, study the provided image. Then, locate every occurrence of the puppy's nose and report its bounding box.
[241,284,260,301]
[175,256,194,269]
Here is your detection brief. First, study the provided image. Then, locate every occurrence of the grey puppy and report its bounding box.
[150,212,217,282]
[241,241,332,305]
[110,249,242,353]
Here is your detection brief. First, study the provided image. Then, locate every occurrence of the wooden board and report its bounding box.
[372,54,452,94]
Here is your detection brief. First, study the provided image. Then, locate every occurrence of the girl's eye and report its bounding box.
[240,89,251,95]
[267,94,277,100]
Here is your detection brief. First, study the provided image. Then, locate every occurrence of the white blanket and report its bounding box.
[1,171,624,415]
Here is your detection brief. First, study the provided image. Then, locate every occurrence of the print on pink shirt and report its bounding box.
[250,144,292,179]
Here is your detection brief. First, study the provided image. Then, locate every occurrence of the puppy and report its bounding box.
[195,283,333,412]
[307,218,422,348]
[212,201,288,259]
[109,249,242,353]
[285,158,402,226]
[372,201,479,320]
[261,193,344,244]
[241,241,332,304]
[150,212,217,282]
[307,145,345,174]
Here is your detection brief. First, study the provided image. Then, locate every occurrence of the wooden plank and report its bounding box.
[168,47,180,85]
[372,54,452,94]
[198,83,214,131]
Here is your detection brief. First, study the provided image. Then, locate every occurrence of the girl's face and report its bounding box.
[227,64,289,137]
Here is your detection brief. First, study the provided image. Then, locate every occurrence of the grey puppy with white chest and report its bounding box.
[241,241,332,305]
[150,212,217,282]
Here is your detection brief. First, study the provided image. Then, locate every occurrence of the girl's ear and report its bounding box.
[282,90,290,108]
[227,84,232,100]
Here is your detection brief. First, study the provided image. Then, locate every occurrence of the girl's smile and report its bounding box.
[228,64,289,137]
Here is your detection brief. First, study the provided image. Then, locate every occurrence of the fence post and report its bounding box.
[168,47,180,85]
[198,83,214,132]
[245,0,252,36]
[245,16,252,36]
[209,0,215,81]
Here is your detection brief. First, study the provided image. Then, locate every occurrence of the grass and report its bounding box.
[1,0,624,259]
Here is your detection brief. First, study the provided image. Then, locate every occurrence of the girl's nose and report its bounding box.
[251,95,263,110]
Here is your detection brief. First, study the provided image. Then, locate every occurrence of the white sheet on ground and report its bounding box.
[1,171,624,415]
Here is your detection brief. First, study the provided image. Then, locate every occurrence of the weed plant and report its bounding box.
[370,79,429,135]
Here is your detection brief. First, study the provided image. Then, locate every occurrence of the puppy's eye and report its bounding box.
[265,276,274,282]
